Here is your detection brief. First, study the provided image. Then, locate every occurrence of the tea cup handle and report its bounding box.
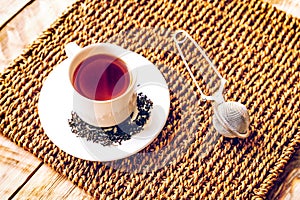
[65,42,81,58]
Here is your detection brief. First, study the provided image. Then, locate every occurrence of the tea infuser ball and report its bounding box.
[212,101,250,138]
[174,30,250,138]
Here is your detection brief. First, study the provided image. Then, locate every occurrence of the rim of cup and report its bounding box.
[68,43,137,103]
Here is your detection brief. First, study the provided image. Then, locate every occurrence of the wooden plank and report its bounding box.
[0,0,76,72]
[0,0,32,28]
[0,135,41,199]
[13,164,94,200]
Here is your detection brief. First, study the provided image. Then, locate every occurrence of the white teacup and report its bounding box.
[65,42,137,127]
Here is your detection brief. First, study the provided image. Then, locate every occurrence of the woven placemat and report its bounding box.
[1,0,300,199]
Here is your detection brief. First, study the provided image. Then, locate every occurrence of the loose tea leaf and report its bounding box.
[68,93,153,146]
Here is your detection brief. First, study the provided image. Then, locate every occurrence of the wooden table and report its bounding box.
[0,0,299,199]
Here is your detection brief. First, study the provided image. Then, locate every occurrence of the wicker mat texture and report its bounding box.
[1,0,300,199]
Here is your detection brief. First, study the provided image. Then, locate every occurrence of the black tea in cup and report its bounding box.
[72,54,130,101]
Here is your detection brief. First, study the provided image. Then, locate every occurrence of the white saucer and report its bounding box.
[38,51,170,161]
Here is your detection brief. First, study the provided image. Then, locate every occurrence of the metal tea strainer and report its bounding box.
[174,30,250,138]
